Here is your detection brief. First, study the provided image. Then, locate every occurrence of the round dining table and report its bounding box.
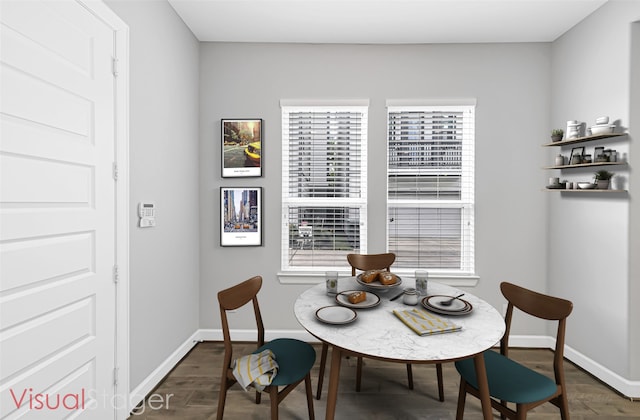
[294,276,505,420]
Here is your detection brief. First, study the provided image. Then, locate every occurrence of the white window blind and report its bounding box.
[282,104,368,271]
[387,105,475,274]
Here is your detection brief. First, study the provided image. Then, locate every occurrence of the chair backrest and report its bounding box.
[218,276,265,369]
[500,282,573,382]
[347,253,396,276]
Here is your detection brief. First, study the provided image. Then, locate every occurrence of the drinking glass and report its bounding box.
[415,270,428,295]
[325,271,338,295]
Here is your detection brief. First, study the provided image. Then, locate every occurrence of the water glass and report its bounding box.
[415,270,428,295]
[325,271,338,295]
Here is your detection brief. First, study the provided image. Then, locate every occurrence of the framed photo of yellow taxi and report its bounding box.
[221,119,262,177]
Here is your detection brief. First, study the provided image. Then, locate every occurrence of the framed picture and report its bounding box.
[569,146,585,165]
[594,146,606,162]
[220,187,262,246]
[221,119,262,177]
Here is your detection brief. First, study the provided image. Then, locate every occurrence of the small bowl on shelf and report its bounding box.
[577,182,597,190]
[590,125,614,135]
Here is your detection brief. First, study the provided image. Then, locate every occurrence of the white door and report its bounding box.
[1,1,118,418]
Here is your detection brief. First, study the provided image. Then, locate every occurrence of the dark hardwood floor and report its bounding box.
[128,341,639,419]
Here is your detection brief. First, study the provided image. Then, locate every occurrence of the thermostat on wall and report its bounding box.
[138,202,156,228]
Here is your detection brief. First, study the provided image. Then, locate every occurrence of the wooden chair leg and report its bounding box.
[216,382,228,420]
[256,390,261,404]
[406,363,414,390]
[436,363,444,402]
[270,386,279,419]
[316,342,328,399]
[559,392,570,420]
[304,373,315,420]
[356,357,363,392]
[455,377,467,420]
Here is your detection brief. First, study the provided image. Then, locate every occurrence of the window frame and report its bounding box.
[386,102,476,277]
[280,101,369,274]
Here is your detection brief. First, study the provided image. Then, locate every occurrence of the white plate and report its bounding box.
[423,305,473,316]
[425,295,468,311]
[335,290,381,309]
[356,273,402,292]
[422,296,474,316]
[315,306,357,325]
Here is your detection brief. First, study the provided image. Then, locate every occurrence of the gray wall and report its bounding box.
[549,0,640,380]
[630,20,640,381]
[105,0,201,389]
[105,0,640,395]
[199,42,551,333]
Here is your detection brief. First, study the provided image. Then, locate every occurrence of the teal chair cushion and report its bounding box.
[256,338,316,387]
[455,350,558,404]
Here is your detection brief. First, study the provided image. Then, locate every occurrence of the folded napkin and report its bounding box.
[232,349,279,391]
[393,308,462,336]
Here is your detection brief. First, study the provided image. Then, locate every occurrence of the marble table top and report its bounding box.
[294,277,505,363]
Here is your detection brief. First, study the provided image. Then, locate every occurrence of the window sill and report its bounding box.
[277,271,479,287]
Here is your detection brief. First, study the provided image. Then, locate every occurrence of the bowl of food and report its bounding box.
[577,182,597,189]
[356,270,402,292]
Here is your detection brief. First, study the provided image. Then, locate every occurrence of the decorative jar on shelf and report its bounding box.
[555,155,565,166]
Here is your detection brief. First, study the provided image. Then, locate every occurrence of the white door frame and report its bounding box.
[79,2,130,418]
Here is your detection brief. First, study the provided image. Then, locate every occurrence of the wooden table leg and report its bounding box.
[473,353,493,420]
[325,346,342,420]
[316,343,328,400]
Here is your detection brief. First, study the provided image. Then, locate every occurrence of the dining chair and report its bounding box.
[454,282,573,419]
[216,275,316,420]
[316,253,444,402]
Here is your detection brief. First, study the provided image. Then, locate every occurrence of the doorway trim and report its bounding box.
[79,1,130,418]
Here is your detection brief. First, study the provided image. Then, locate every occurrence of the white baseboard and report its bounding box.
[128,329,640,411]
[128,331,201,413]
[196,328,319,343]
[563,344,640,399]
[505,334,555,349]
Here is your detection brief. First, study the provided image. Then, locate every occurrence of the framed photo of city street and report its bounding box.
[220,187,262,246]
[221,119,262,177]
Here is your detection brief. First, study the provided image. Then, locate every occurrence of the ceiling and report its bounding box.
[167,0,608,44]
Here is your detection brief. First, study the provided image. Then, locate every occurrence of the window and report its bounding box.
[281,101,368,271]
[387,103,475,274]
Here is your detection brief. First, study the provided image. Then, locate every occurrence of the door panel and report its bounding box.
[1,154,94,205]
[0,0,92,74]
[1,233,94,327]
[2,299,94,379]
[0,1,116,418]
[1,66,93,136]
